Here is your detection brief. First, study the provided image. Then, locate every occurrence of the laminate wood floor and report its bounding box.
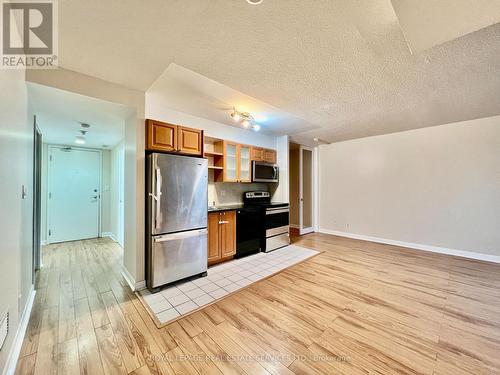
[15,233,500,374]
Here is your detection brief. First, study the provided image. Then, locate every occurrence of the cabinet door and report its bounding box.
[147,120,177,151]
[239,145,251,183]
[264,149,277,164]
[224,141,239,182]
[220,210,236,258]
[208,212,221,265]
[251,147,264,161]
[178,126,203,155]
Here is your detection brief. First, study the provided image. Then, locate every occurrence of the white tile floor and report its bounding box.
[139,245,319,325]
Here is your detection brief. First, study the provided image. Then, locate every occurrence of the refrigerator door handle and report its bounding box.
[155,167,162,229]
[154,229,208,242]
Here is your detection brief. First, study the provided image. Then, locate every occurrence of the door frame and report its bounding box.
[33,116,42,279]
[46,144,103,244]
[299,145,315,235]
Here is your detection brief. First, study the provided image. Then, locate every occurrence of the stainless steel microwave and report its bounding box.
[252,161,279,183]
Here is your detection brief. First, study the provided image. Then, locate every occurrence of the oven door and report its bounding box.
[265,207,289,237]
[252,161,279,183]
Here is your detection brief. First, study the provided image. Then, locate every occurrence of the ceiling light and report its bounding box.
[75,137,86,145]
[313,137,331,145]
[246,0,263,4]
[252,124,261,132]
[241,119,250,128]
[231,111,241,122]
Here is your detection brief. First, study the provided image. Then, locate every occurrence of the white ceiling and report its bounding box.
[147,63,319,136]
[56,0,500,143]
[28,83,134,148]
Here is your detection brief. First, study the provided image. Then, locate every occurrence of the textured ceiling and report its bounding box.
[57,0,500,142]
[391,0,500,53]
[147,63,319,136]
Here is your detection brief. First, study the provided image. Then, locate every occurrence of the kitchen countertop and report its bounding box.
[208,204,244,212]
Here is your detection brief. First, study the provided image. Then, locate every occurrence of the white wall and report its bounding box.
[0,68,33,373]
[145,100,288,205]
[319,115,500,257]
[110,141,125,246]
[101,149,111,234]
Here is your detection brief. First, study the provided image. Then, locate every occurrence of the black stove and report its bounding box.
[242,191,290,252]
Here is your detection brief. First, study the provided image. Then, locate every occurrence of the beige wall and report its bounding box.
[0,69,32,372]
[319,115,500,257]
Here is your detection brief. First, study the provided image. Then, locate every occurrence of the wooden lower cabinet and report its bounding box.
[207,210,236,266]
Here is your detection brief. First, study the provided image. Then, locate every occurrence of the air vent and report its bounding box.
[0,311,9,350]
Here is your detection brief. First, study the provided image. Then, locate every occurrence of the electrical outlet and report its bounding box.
[0,311,9,350]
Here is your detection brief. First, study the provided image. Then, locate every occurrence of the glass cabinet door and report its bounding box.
[225,142,238,181]
[239,145,251,182]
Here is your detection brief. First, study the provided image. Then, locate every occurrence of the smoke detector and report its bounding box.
[80,123,90,128]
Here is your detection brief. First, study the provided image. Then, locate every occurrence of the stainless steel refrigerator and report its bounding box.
[146,153,208,291]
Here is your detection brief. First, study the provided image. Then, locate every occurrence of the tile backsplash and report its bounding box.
[208,182,273,206]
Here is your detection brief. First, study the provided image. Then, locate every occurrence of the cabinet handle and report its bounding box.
[219,221,229,224]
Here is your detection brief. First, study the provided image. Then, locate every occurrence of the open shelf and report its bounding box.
[204,150,223,157]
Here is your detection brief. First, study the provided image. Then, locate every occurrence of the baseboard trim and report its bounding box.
[101,232,118,243]
[3,286,36,375]
[319,228,500,264]
[121,266,146,292]
[40,240,46,246]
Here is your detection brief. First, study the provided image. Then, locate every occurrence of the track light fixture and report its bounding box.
[230,107,261,132]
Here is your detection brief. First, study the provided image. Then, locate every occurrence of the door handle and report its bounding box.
[152,159,163,230]
[155,229,208,242]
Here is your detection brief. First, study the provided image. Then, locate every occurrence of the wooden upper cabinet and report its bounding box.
[238,145,252,183]
[264,149,277,164]
[147,119,176,152]
[251,147,264,161]
[222,141,239,183]
[178,126,203,155]
[146,120,204,155]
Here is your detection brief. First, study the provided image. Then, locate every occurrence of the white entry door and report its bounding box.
[48,146,101,243]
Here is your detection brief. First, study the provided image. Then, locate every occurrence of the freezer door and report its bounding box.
[150,153,208,235]
[150,229,208,288]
